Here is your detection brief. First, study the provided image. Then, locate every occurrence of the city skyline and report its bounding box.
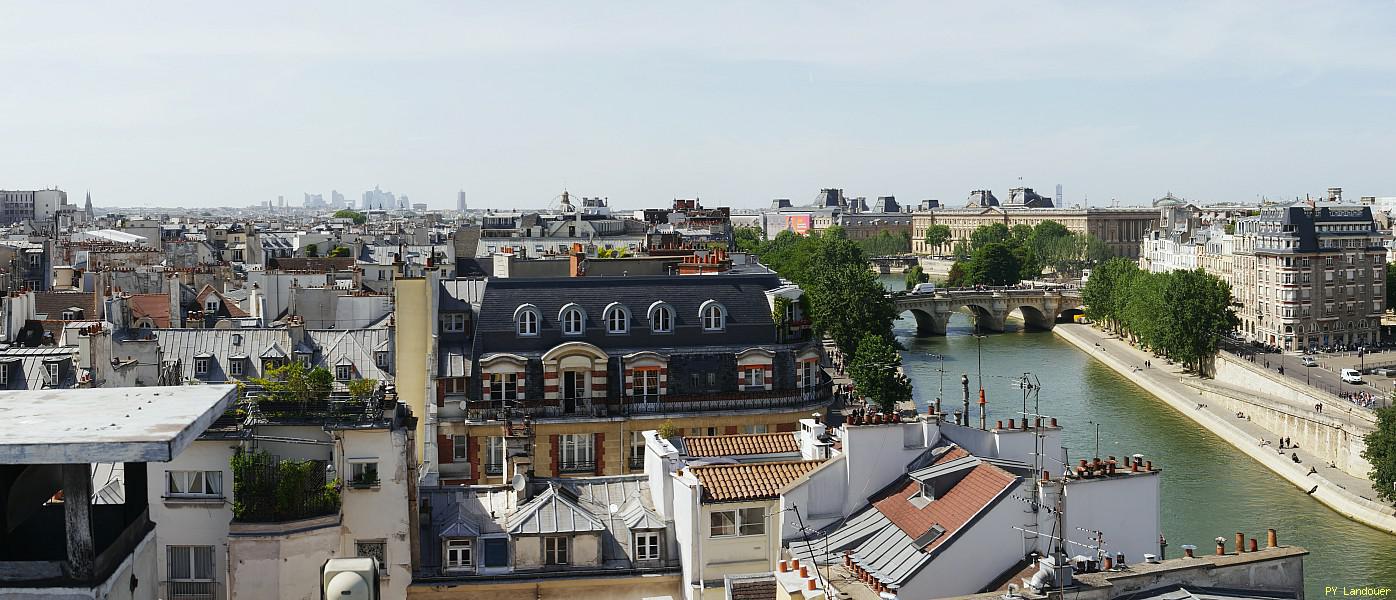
[4,2,1396,209]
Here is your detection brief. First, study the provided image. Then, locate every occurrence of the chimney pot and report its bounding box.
[799,566,808,578]
[779,560,788,573]
[1008,419,1016,429]
[1216,539,1226,556]
[1183,545,1196,558]
[1103,556,1114,570]
[996,420,1003,429]
[1041,470,1050,482]
[792,559,800,571]
[1236,533,1245,554]
[843,551,852,566]
[807,578,817,591]
[1249,538,1258,552]
[1051,417,1058,427]
[1267,528,1278,548]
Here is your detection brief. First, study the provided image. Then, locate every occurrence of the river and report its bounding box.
[880,275,1396,595]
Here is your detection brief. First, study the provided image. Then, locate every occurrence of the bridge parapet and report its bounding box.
[891,288,1084,336]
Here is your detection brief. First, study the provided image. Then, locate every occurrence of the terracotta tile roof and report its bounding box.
[690,460,824,502]
[683,432,800,457]
[195,285,249,318]
[872,463,1017,552]
[932,446,970,466]
[128,294,171,328]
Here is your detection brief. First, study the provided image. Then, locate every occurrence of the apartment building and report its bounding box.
[911,205,1158,258]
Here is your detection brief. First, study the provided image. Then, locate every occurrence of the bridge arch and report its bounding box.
[1011,305,1054,331]
[898,308,941,336]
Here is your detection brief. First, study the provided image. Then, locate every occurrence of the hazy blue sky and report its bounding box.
[3,2,1395,210]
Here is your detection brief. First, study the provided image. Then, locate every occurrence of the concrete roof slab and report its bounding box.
[0,385,236,464]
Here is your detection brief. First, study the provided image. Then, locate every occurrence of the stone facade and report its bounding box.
[911,206,1157,258]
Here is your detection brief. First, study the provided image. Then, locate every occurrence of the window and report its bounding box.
[701,303,725,331]
[336,365,352,381]
[490,372,518,400]
[167,545,215,584]
[634,532,661,561]
[444,539,473,570]
[442,313,467,333]
[444,377,467,394]
[47,362,60,382]
[633,368,660,400]
[61,310,77,320]
[651,306,672,333]
[0,365,8,386]
[232,334,242,346]
[350,461,379,486]
[516,309,538,336]
[629,431,646,469]
[558,433,595,473]
[740,368,765,390]
[166,470,223,498]
[741,424,769,434]
[709,508,765,537]
[194,358,209,375]
[229,359,244,377]
[355,540,387,573]
[205,300,218,313]
[562,308,584,335]
[544,536,569,565]
[485,437,505,475]
[453,435,468,461]
[375,351,389,368]
[606,305,629,334]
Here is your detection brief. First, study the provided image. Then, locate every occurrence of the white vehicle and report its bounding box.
[1301,356,1318,367]
[1341,368,1364,384]
[911,282,938,295]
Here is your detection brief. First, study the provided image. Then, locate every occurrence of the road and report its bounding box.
[1238,351,1392,409]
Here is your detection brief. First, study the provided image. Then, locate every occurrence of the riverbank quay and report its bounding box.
[1053,323,1396,535]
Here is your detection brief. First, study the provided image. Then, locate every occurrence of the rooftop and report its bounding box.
[0,384,236,463]
[683,432,800,457]
[689,460,824,502]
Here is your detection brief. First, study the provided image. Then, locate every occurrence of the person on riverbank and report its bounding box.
[1291,452,1301,463]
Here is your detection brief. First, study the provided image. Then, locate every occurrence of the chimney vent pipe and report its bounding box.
[1267,528,1278,548]
[1236,533,1245,553]
[1249,538,1258,552]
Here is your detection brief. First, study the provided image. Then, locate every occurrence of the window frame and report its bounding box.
[516,309,539,337]
[441,312,467,333]
[355,539,388,574]
[47,362,60,382]
[633,532,662,561]
[561,308,584,335]
[336,364,353,381]
[558,433,595,473]
[166,544,215,582]
[632,367,661,400]
[229,359,244,377]
[701,303,726,331]
[489,372,519,401]
[350,461,380,487]
[166,470,223,498]
[605,305,629,334]
[452,435,468,461]
[193,358,209,375]
[443,538,474,570]
[709,508,765,538]
[543,536,570,565]
[650,305,673,333]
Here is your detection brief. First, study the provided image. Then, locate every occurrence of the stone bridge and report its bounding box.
[869,255,920,274]
[891,288,1085,335]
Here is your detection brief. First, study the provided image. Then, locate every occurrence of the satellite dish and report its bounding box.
[511,473,527,492]
[458,400,469,412]
[608,503,620,515]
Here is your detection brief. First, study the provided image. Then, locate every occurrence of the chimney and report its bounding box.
[806,578,817,592]
[1267,528,1278,548]
[1249,538,1258,552]
[779,560,789,573]
[1235,533,1245,554]
[1103,556,1113,570]
[1216,538,1226,556]
[1183,545,1196,558]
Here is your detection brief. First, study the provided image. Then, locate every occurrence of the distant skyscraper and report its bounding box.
[1055,184,1063,206]
[362,186,396,210]
[331,190,345,208]
[457,190,467,212]
[398,194,409,210]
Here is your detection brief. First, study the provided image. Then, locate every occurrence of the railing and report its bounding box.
[559,460,597,474]
[483,463,504,476]
[161,580,223,600]
[618,385,831,415]
[628,456,645,470]
[231,453,340,523]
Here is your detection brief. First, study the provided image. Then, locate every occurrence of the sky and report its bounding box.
[3,2,1396,210]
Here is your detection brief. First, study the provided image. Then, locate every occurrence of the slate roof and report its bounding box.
[33,291,98,321]
[507,485,607,534]
[0,348,79,390]
[682,432,800,457]
[142,328,392,384]
[690,460,823,502]
[475,273,785,356]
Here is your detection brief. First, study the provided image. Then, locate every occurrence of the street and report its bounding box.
[1247,351,1392,409]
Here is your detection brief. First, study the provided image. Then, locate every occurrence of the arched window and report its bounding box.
[560,304,586,335]
[604,303,629,334]
[699,301,726,332]
[514,304,540,337]
[651,305,673,333]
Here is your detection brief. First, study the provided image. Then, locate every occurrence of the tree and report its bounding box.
[1082,258,1139,331]
[328,246,351,257]
[904,264,929,290]
[952,240,971,261]
[969,223,1011,250]
[946,262,969,287]
[856,230,911,256]
[1362,405,1396,504]
[334,209,367,225]
[964,242,1022,286]
[305,243,319,258]
[847,333,913,413]
[805,263,897,357]
[250,361,334,403]
[347,378,378,400]
[923,224,952,253]
[734,227,764,253]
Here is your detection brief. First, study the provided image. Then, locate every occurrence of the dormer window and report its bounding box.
[604,303,629,334]
[229,359,244,377]
[700,301,727,332]
[375,351,389,368]
[194,358,210,375]
[46,362,59,383]
[559,304,586,336]
[205,299,219,313]
[232,334,242,346]
[441,313,467,333]
[516,308,539,336]
[648,302,674,333]
[336,365,353,381]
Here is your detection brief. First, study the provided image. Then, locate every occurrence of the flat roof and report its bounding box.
[0,385,236,464]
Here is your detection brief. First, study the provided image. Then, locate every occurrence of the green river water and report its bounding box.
[880,275,1396,595]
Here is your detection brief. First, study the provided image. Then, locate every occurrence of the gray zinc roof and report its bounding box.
[507,484,607,534]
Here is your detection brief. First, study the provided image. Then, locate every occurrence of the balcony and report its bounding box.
[230,451,340,523]
[618,384,832,415]
[558,460,597,474]
[161,580,223,600]
[628,456,645,470]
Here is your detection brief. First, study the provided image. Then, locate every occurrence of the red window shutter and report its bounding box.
[436,381,446,407]
[594,432,605,475]
[725,426,738,435]
[438,434,453,464]
[549,434,560,477]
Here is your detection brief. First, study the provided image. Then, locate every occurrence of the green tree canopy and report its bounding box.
[969,223,1011,250]
[904,264,929,290]
[328,246,351,257]
[923,224,952,251]
[304,243,319,257]
[250,361,334,403]
[1362,405,1396,504]
[857,230,911,256]
[847,333,913,413]
[964,242,1023,286]
[334,209,367,225]
[734,227,764,253]
[805,263,898,357]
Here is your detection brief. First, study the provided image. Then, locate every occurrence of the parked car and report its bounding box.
[911,282,938,295]
[1301,356,1318,367]
[1341,368,1364,384]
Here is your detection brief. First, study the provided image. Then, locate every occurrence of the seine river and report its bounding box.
[880,276,1396,595]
